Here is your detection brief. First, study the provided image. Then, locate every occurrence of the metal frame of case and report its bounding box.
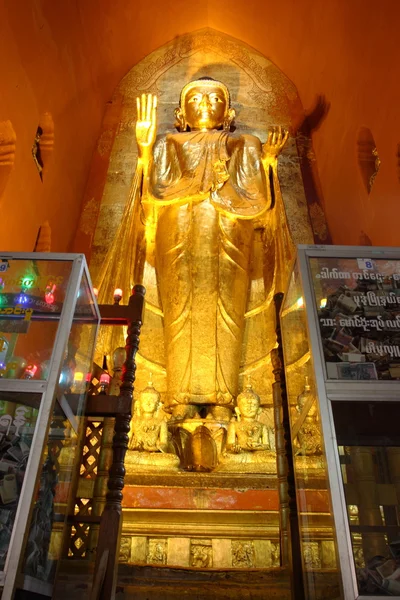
[0,252,100,599]
[285,245,400,600]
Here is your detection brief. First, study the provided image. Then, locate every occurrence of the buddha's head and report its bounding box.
[137,379,160,416]
[236,383,261,420]
[175,77,235,132]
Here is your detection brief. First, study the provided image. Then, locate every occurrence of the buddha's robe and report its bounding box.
[145,130,272,412]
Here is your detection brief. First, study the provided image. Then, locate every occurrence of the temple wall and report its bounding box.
[0,1,206,253]
[1,0,399,251]
[210,0,400,247]
[0,2,102,251]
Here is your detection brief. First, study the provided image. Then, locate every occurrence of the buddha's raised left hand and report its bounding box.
[262,126,289,162]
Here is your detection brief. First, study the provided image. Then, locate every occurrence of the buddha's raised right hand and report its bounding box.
[136,93,158,158]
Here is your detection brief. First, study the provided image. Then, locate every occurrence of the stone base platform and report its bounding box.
[124,471,278,488]
[119,471,332,570]
[121,472,281,570]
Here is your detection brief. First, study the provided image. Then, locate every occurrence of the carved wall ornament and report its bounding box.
[119,537,131,562]
[31,114,55,182]
[303,542,321,570]
[357,127,380,194]
[270,541,280,567]
[147,539,167,564]
[32,126,44,181]
[232,541,255,568]
[190,540,213,568]
[369,147,381,190]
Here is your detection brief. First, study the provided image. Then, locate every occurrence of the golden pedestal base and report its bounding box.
[216,450,276,473]
[125,450,180,472]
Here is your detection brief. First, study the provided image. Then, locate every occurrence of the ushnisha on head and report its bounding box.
[175,77,236,132]
[137,378,161,416]
[236,383,261,420]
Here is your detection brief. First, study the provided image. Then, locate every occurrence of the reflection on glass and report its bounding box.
[281,260,342,599]
[56,271,98,430]
[22,417,77,583]
[21,269,98,584]
[0,258,72,381]
[333,401,400,596]
[309,256,400,381]
[0,392,40,570]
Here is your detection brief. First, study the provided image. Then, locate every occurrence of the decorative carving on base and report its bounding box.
[191,540,213,568]
[119,537,131,563]
[147,539,167,565]
[303,542,321,570]
[232,541,255,568]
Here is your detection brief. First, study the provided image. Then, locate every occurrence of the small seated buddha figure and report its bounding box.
[125,379,180,471]
[216,382,275,473]
[295,376,322,456]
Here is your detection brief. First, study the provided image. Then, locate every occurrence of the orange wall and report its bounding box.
[0,0,206,252]
[1,0,399,251]
[0,2,104,251]
[209,0,400,246]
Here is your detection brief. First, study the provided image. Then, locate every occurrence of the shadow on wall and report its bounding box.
[295,95,332,244]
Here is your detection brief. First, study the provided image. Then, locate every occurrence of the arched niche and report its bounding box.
[79,27,328,402]
[0,120,16,202]
[76,28,321,274]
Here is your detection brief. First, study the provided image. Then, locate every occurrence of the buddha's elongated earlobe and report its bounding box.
[174,107,188,132]
[223,107,236,131]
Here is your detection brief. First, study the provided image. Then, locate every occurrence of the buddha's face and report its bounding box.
[183,85,228,131]
[238,396,260,419]
[140,392,159,415]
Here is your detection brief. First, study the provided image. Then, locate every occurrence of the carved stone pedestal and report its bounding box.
[121,472,281,570]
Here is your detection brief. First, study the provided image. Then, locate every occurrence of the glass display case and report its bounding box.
[0,253,99,599]
[281,245,400,600]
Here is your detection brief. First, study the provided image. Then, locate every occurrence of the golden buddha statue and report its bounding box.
[97,76,294,423]
[125,379,180,471]
[217,382,275,473]
[138,78,290,418]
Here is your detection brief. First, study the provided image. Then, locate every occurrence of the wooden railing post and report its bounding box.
[273,292,305,600]
[91,284,145,600]
[271,347,289,566]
